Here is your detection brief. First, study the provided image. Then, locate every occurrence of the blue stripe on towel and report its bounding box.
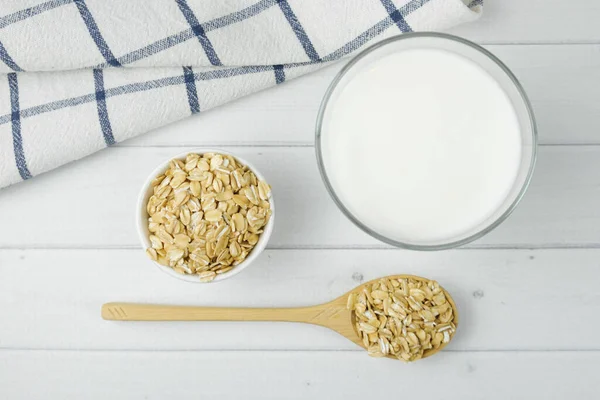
[0,41,23,71]
[203,0,277,31]
[379,0,413,33]
[175,0,222,66]
[399,0,433,15]
[276,0,320,62]
[93,69,116,146]
[183,66,200,114]
[73,0,121,67]
[273,65,286,84]
[0,0,73,30]
[8,73,32,180]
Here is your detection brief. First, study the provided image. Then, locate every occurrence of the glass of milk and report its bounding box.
[316,33,537,250]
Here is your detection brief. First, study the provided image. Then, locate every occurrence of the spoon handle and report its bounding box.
[102,302,329,323]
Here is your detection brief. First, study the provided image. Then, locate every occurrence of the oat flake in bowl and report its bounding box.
[140,151,273,282]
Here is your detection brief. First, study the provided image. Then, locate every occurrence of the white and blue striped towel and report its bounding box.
[0,0,482,189]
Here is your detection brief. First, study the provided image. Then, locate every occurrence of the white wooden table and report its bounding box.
[1,1,599,398]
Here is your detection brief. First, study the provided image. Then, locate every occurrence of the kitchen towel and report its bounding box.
[0,0,482,189]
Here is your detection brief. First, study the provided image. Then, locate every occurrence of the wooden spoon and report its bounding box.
[102,274,458,360]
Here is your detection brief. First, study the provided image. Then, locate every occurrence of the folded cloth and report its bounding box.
[0,0,482,189]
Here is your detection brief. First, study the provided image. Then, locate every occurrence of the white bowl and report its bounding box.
[136,148,275,283]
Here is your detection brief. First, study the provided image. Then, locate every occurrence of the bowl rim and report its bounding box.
[136,148,275,283]
[315,32,538,251]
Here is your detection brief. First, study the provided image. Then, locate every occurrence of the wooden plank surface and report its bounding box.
[0,146,598,248]
[0,350,595,400]
[1,248,599,351]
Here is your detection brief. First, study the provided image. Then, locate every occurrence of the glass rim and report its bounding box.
[315,32,538,251]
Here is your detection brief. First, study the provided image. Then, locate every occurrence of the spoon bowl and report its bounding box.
[102,274,458,361]
[346,275,459,360]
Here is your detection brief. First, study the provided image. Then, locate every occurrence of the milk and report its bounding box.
[320,47,523,245]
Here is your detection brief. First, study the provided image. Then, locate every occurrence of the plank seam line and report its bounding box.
[1,244,600,251]
[115,143,315,148]
[114,143,600,149]
[476,41,600,46]
[1,348,600,353]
